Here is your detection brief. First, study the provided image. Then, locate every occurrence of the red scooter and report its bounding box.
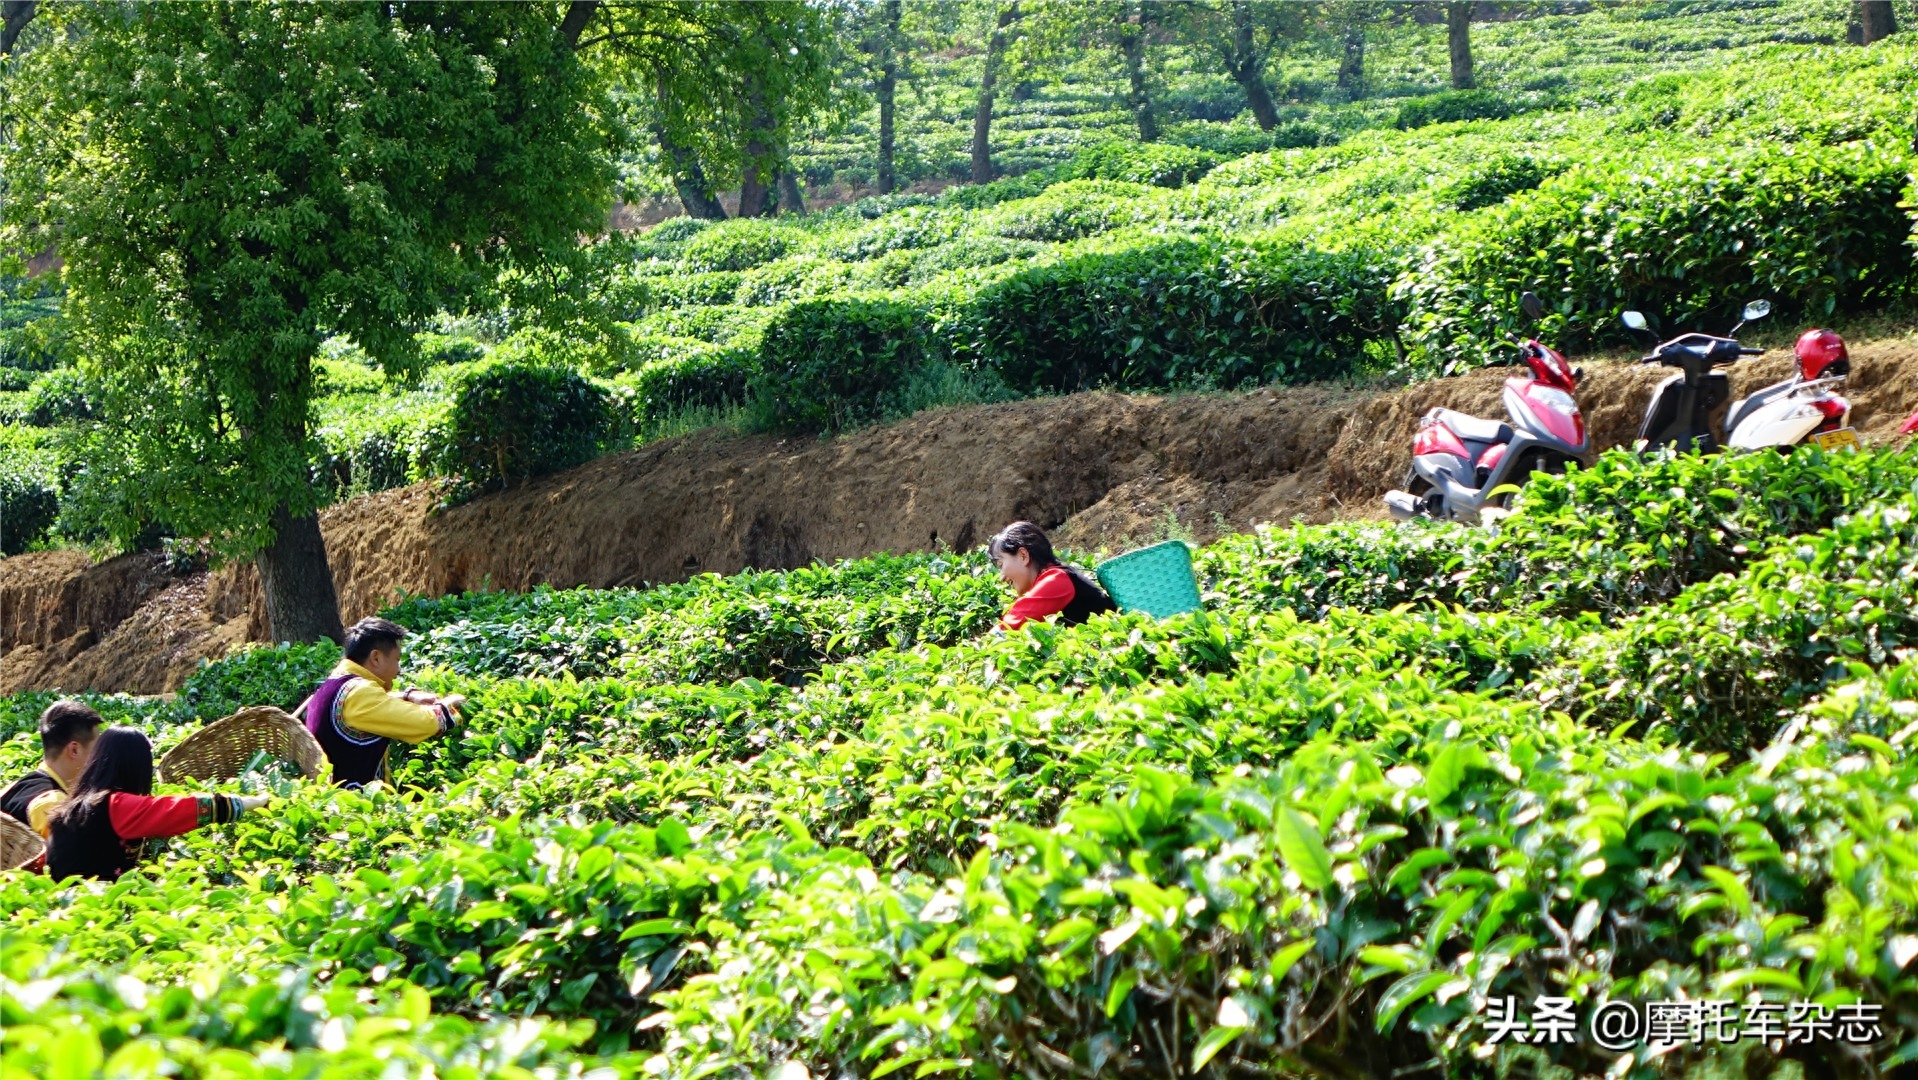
[1385,292,1591,523]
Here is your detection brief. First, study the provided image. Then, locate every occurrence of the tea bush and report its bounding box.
[1400,141,1918,372]
[1057,141,1222,188]
[179,642,342,721]
[0,451,59,555]
[440,361,614,495]
[748,297,929,434]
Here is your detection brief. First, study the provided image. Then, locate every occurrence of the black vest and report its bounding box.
[46,795,145,882]
[1057,565,1117,626]
[0,769,59,828]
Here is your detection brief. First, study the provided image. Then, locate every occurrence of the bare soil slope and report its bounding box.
[7,338,1916,694]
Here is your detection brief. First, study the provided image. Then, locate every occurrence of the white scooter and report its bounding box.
[1722,327,1855,452]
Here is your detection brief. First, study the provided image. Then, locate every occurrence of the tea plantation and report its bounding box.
[4,1,1915,549]
[6,441,1918,1078]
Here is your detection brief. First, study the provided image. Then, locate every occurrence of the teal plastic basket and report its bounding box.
[1095,541,1202,619]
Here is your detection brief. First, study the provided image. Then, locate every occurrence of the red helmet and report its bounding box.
[1794,328,1849,381]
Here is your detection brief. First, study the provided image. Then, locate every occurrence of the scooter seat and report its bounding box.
[1725,379,1796,437]
[1432,409,1512,446]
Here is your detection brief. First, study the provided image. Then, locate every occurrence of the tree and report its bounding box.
[1859,1,1897,43]
[1447,1,1474,89]
[1175,0,1312,132]
[971,2,1022,183]
[591,3,841,220]
[1,2,617,643]
[1020,0,1163,142]
[860,0,906,194]
[1115,0,1159,141]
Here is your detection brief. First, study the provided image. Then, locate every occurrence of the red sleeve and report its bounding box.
[108,793,203,840]
[1000,566,1075,630]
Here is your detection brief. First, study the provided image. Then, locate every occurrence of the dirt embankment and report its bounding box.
[6,339,1917,695]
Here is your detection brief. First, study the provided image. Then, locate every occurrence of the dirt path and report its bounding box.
[7,337,1916,695]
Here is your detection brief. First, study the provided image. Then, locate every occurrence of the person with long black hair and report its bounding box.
[988,521,1115,631]
[44,726,270,882]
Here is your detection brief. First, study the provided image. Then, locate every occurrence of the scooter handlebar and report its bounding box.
[1738,347,1764,356]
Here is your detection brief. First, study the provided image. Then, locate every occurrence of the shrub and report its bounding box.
[938,174,1051,211]
[734,254,857,307]
[1057,141,1221,188]
[1269,119,1340,149]
[1440,152,1564,212]
[0,453,59,555]
[441,362,614,493]
[15,366,97,426]
[958,233,1398,393]
[748,298,927,434]
[678,220,804,273]
[1394,89,1516,130]
[646,217,713,243]
[179,642,342,720]
[313,392,450,498]
[646,271,744,309]
[621,342,757,424]
[1399,142,1918,372]
[979,181,1152,242]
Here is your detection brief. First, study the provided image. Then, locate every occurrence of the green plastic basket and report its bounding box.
[1096,541,1202,619]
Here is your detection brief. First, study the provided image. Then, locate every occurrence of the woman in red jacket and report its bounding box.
[44,726,270,882]
[990,521,1116,631]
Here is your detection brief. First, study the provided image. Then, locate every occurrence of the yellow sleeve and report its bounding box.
[27,789,66,838]
[339,680,448,745]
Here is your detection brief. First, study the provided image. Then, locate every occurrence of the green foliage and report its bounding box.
[1058,141,1221,188]
[179,643,343,721]
[614,339,757,425]
[1394,88,1518,130]
[677,220,806,273]
[0,2,618,557]
[748,298,929,434]
[0,452,60,555]
[1401,141,1918,372]
[442,363,614,495]
[960,233,1397,392]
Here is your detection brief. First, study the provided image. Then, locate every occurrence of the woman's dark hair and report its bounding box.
[47,725,154,825]
[988,521,1058,569]
[343,617,409,664]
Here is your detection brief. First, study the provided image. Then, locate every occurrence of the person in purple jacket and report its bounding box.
[297,617,465,789]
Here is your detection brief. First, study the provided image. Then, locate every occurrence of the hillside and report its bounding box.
[7,330,1915,696]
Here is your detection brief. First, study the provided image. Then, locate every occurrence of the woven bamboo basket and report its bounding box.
[158,706,329,785]
[1095,541,1203,619]
[0,812,45,872]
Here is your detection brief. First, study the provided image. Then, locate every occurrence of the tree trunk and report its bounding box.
[0,0,36,56]
[656,124,727,220]
[971,3,1018,184]
[255,503,345,645]
[1337,23,1365,97]
[876,0,901,194]
[1118,4,1157,142]
[738,165,774,218]
[1859,0,1897,43]
[776,166,806,215]
[1225,0,1279,131]
[1447,2,1474,89]
[738,81,777,218]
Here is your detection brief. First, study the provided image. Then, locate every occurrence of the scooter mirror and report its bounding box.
[1621,310,1648,331]
[1519,291,1545,321]
[1742,300,1771,322]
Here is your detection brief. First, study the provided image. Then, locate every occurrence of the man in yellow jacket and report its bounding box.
[299,617,466,788]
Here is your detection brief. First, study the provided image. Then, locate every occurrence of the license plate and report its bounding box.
[1813,427,1860,452]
